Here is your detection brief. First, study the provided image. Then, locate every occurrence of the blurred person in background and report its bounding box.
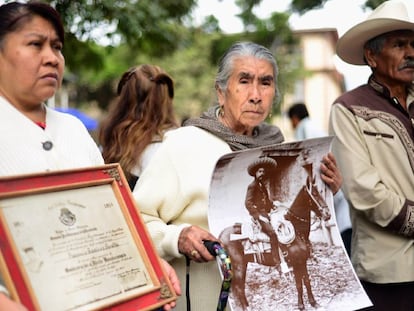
[287,102,327,140]
[99,64,178,190]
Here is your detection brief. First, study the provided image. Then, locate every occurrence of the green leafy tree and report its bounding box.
[235,0,384,15]
[5,0,384,119]
[3,0,197,72]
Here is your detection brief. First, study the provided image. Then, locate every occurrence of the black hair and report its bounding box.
[287,102,309,120]
[0,1,64,48]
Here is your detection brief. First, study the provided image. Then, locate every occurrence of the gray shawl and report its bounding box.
[183,105,284,151]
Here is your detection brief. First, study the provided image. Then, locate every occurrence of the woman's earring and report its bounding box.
[218,106,224,117]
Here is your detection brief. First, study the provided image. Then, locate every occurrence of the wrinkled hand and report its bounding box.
[161,259,181,310]
[178,225,218,262]
[320,152,342,194]
[0,293,28,311]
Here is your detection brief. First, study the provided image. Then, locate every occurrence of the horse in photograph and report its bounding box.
[219,222,282,310]
[219,223,249,310]
[277,172,331,310]
[219,173,330,310]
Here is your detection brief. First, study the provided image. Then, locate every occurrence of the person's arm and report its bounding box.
[133,129,220,261]
[133,145,191,261]
[329,103,414,237]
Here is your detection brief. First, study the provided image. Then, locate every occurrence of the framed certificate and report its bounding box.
[0,164,176,311]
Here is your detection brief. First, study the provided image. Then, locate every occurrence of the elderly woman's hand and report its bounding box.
[178,225,219,263]
[320,152,342,194]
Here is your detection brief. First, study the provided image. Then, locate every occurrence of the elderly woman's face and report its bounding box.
[217,56,275,136]
[0,15,64,110]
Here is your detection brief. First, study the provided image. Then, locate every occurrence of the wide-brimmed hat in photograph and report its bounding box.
[337,0,414,65]
[247,156,277,176]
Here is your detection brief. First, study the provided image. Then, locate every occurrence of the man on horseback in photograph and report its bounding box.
[245,156,281,268]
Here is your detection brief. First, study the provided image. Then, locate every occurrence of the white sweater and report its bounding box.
[133,126,231,311]
[0,97,104,295]
[0,96,103,176]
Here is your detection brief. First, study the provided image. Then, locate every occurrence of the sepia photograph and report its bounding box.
[208,137,371,311]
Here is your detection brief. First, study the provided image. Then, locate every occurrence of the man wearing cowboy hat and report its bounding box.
[329,1,414,309]
[245,156,281,267]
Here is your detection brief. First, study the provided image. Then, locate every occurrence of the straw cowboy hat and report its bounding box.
[336,0,414,65]
[247,156,277,176]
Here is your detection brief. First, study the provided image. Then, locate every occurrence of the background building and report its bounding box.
[280,28,346,141]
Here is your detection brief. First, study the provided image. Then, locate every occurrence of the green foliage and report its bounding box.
[200,15,221,33]
[159,32,219,120]
[88,29,219,119]
[63,33,104,73]
[365,0,387,9]
[38,0,197,73]
[290,0,386,12]
[290,0,329,14]
[235,0,381,15]
[10,0,372,119]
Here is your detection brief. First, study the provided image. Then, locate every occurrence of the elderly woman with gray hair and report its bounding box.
[133,41,342,310]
